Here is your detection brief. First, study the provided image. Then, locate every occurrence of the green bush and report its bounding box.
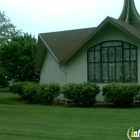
[37,83,60,105]
[61,82,100,107]
[10,82,60,105]
[22,82,39,102]
[103,83,140,107]
[9,82,29,96]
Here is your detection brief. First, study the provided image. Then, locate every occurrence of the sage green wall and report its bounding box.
[40,23,140,101]
[40,50,66,85]
[66,23,140,101]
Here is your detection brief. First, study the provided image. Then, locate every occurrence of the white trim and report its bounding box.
[39,34,59,63]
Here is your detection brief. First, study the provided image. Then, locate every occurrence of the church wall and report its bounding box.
[40,23,140,101]
[40,51,66,86]
[65,47,87,84]
[88,24,140,101]
[66,23,140,101]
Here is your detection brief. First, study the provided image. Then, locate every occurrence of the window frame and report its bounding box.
[87,41,138,83]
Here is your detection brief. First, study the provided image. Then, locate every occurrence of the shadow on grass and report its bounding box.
[0,92,21,105]
[1,92,140,109]
[53,100,140,109]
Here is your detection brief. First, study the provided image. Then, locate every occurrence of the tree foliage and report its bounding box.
[0,66,9,87]
[0,33,39,82]
[0,11,21,46]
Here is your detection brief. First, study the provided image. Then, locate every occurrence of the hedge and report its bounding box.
[22,82,39,102]
[9,82,29,96]
[10,82,60,104]
[10,82,140,107]
[37,83,60,105]
[102,83,140,107]
[61,82,100,107]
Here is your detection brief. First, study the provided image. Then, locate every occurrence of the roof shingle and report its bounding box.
[35,17,140,72]
[39,28,95,62]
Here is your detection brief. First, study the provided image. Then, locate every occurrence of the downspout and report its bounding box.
[60,65,68,105]
[35,72,40,83]
[59,65,67,84]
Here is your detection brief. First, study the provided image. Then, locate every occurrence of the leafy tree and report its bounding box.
[0,11,21,46]
[0,66,9,87]
[0,33,39,82]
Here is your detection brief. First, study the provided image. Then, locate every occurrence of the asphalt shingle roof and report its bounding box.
[35,27,95,71]
[39,28,95,62]
[35,17,140,72]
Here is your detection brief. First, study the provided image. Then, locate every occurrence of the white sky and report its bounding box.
[0,0,140,38]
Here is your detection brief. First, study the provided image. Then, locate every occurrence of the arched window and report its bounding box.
[88,41,137,83]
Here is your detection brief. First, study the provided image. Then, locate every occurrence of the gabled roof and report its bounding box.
[35,16,140,72]
[35,0,140,72]
[39,28,95,62]
[35,28,95,72]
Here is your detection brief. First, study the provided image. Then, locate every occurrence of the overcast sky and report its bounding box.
[1,0,140,38]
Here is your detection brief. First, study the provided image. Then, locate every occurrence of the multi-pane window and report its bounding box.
[88,41,137,83]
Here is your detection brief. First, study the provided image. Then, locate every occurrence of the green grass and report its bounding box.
[0,92,140,140]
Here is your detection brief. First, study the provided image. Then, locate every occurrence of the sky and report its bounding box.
[0,0,140,38]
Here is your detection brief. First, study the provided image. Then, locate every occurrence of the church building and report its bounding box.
[35,0,140,101]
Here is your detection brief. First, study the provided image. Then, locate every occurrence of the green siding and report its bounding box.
[66,24,140,101]
[40,24,140,101]
[40,51,66,85]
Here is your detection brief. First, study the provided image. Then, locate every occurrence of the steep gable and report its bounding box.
[35,0,140,72]
[35,28,95,72]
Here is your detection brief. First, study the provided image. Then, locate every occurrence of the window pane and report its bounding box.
[95,51,100,62]
[102,63,108,82]
[124,62,130,82]
[89,63,94,82]
[102,48,108,62]
[116,47,122,61]
[109,63,115,82]
[124,43,129,48]
[95,45,100,50]
[95,63,101,82]
[130,49,137,60]
[109,47,115,61]
[123,49,129,61]
[90,47,95,50]
[116,62,122,82]
[131,45,136,49]
[131,62,137,82]
[102,42,122,47]
[88,51,94,62]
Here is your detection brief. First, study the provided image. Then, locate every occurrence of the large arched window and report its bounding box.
[88,41,137,83]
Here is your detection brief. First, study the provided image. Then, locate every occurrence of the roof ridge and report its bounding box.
[39,27,96,35]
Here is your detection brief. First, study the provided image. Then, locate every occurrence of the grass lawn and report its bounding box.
[0,92,140,140]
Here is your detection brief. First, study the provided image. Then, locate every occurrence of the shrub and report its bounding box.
[37,83,60,105]
[9,82,29,96]
[22,82,39,102]
[61,82,100,107]
[103,83,140,107]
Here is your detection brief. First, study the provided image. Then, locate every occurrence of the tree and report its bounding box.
[0,60,10,87]
[0,11,21,46]
[0,66,9,87]
[0,33,39,82]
